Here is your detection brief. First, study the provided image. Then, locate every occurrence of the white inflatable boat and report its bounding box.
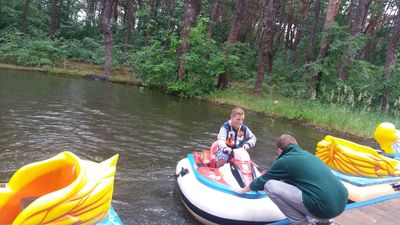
[175,143,287,225]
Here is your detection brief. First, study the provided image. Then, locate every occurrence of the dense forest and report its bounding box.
[0,0,399,115]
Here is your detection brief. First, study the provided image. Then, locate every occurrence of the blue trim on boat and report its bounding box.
[96,206,123,225]
[345,192,400,210]
[267,220,290,225]
[332,169,400,186]
[382,152,400,160]
[187,153,267,199]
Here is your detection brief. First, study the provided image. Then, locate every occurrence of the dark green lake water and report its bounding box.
[0,69,368,224]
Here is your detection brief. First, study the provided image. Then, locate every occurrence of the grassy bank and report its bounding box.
[205,84,400,138]
[0,62,140,85]
[1,62,398,138]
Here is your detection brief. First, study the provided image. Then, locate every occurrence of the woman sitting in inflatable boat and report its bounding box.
[215,106,257,167]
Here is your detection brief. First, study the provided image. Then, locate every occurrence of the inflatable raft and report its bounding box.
[0,151,123,225]
[175,143,286,225]
[316,135,400,202]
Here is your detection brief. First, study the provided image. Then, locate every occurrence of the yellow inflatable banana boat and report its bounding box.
[316,135,400,202]
[316,135,400,178]
[0,151,121,225]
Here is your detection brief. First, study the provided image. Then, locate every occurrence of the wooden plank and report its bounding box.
[334,198,400,225]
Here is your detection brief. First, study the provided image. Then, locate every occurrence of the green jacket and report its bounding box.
[249,144,348,219]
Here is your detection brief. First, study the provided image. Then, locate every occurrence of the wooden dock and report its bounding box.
[334,198,400,225]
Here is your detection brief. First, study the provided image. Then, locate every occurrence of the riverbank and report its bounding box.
[0,62,140,85]
[204,83,399,138]
[1,62,398,138]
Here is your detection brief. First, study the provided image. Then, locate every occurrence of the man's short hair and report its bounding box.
[276,134,298,150]
[230,106,245,118]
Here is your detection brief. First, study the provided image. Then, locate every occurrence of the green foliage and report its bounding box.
[0,1,22,29]
[62,37,105,64]
[0,28,124,67]
[314,60,385,112]
[383,67,400,113]
[0,30,67,66]
[270,50,309,98]
[179,18,224,96]
[130,17,248,97]
[0,28,118,66]
[168,17,255,96]
[166,80,197,97]
[130,40,178,86]
[222,41,255,80]
[329,25,368,63]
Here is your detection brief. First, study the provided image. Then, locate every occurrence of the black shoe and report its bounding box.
[309,219,333,225]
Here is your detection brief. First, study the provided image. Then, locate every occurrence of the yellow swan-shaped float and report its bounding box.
[374,122,400,156]
[0,151,119,225]
[316,135,400,178]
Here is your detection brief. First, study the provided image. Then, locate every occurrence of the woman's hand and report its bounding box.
[223,147,233,154]
[232,186,250,194]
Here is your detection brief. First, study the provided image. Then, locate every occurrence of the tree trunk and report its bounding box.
[167,0,175,33]
[160,0,167,15]
[164,0,175,48]
[144,0,157,45]
[285,3,294,50]
[136,0,144,35]
[293,0,313,58]
[243,0,262,44]
[101,0,114,77]
[49,0,64,38]
[217,0,248,89]
[207,0,220,38]
[380,7,400,112]
[177,0,201,80]
[21,0,31,34]
[149,0,157,19]
[305,0,321,63]
[226,0,248,43]
[309,0,341,99]
[346,0,357,28]
[317,0,341,61]
[338,0,372,81]
[112,0,119,23]
[362,0,384,61]
[124,0,134,52]
[254,0,280,96]
[86,0,95,28]
[352,0,371,35]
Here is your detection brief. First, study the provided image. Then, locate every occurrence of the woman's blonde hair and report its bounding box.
[230,106,245,118]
